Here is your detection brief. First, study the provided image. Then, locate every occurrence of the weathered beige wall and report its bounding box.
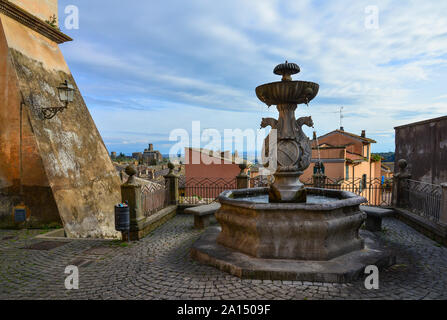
[0,14,60,227]
[0,12,122,238]
[9,0,58,25]
[1,14,68,72]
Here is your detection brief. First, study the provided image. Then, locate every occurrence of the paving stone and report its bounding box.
[0,216,446,299]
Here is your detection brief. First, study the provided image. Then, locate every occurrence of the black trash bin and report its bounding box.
[114,204,130,232]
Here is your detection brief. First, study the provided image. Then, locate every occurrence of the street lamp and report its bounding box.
[40,80,75,119]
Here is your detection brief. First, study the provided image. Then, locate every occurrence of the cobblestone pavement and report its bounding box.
[1,215,446,300]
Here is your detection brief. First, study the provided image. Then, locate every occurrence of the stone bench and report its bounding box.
[185,202,221,229]
[360,206,395,232]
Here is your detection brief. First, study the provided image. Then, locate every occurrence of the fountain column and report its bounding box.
[269,103,306,202]
[257,61,317,203]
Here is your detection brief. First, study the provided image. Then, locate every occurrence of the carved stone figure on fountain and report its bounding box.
[261,115,313,173]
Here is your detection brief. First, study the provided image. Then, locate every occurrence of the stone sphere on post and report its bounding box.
[125,165,137,185]
[398,159,407,171]
[238,162,248,175]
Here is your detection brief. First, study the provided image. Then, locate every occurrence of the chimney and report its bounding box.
[312,131,317,140]
[340,127,344,131]
[361,130,366,138]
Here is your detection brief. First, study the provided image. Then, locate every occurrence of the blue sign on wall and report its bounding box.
[14,208,26,223]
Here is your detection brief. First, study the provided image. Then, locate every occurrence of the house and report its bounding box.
[185,148,248,180]
[183,148,249,201]
[381,163,393,179]
[301,128,382,184]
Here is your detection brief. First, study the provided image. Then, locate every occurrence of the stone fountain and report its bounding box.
[191,62,395,283]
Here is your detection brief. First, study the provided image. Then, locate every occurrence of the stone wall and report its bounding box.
[0,10,121,238]
[394,116,447,185]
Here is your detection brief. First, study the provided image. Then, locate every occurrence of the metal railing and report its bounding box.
[179,177,236,204]
[178,175,394,207]
[302,177,393,207]
[141,180,169,217]
[399,179,442,223]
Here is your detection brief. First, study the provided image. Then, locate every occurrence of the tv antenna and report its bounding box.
[339,106,344,129]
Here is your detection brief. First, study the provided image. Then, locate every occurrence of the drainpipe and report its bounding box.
[369,147,372,202]
[352,164,355,192]
[20,101,23,196]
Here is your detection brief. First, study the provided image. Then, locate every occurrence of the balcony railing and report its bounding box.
[141,180,169,217]
[302,177,393,207]
[399,179,442,223]
[178,175,394,207]
[179,177,236,204]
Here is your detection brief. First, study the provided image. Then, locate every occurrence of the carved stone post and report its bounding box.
[236,162,249,189]
[392,159,411,208]
[120,165,143,241]
[164,162,179,205]
[440,183,447,226]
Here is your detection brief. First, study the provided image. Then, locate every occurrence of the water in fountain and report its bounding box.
[233,193,335,204]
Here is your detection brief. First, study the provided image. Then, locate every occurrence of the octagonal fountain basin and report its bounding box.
[215,187,367,261]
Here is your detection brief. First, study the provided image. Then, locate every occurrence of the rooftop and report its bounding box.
[186,147,249,165]
[317,129,377,144]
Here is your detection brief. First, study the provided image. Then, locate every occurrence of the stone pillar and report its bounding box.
[164,162,179,205]
[440,183,447,226]
[120,165,143,241]
[392,159,411,208]
[236,162,249,189]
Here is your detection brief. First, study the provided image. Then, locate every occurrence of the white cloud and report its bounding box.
[59,0,447,153]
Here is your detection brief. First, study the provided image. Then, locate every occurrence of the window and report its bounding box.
[366,145,370,161]
[362,174,367,189]
[346,165,349,179]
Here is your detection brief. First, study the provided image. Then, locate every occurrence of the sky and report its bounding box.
[58,0,447,155]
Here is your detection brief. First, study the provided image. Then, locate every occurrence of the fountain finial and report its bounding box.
[273,61,300,81]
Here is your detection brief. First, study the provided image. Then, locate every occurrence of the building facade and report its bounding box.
[143,144,163,164]
[184,148,246,180]
[394,116,447,185]
[132,152,143,160]
[301,128,382,184]
[0,0,121,237]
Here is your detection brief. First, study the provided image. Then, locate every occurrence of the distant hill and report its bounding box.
[373,152,395,162]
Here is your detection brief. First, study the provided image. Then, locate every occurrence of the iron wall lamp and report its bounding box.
[40,80,75,119]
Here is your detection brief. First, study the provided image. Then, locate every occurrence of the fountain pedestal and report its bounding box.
[269,172,306,203]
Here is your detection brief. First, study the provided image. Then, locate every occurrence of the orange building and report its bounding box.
[183,148,249,201]
[301,128,382,184]
[185,148,248,179]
